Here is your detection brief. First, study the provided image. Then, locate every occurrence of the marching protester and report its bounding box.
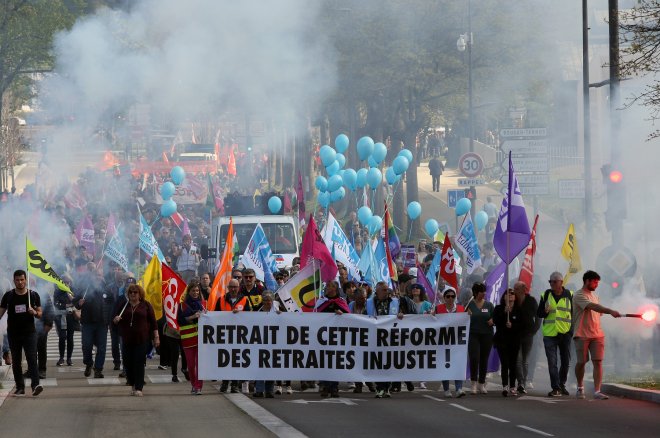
[492,288,523,396]
[112,284,159,397]
[435,288,466,397]
[466,281,494,394]
[33,288,55,380]
[254,291,282,398]
[105,263,125,372]
[179,280,207,395]
[240,268,265,310]
[175,234,200,284]
[163,316,188,382]
[0,270,44,396]
[54,275,77,366]
[572,270,621,400]
[538,272,573,397]
[411,283,433,314]
[217,278,251,393]
[513,281,539,394]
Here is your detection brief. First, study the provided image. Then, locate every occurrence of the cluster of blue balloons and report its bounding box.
[159,166,186,217]
[454,198,489,230]
[356,205,383,236]
[316,134,416,208]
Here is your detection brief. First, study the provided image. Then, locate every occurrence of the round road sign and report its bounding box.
[459,152,484,177]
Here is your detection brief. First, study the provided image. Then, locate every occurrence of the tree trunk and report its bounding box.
[404,129,421,239]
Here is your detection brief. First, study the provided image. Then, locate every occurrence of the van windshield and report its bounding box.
[219,223,297,254]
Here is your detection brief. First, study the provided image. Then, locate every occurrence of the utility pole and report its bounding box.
[582,0,593,260]
[608,0,624,246]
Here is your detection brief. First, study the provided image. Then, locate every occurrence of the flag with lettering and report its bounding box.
[75,214,95,256]
[493,152,531,264]
[440,233,458,291]
[138,212,165,262]
[320,212,361,281]
[26,237,72,294]
[242,224,278,291]
[374,237,392,287]
[455,212,482,275]
[276,263,322,312]
[161,263,186,330]
[357,238,379,286]
[518,215,539,291]
[561,223,582,284]
[104,223,129,272]
[485,260,507,304]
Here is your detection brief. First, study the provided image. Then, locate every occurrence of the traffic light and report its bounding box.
[464,187,477,201]
[601,164,626,231]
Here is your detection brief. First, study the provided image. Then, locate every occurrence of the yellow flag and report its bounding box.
[433,229,445,243]
[561,224,582,284]
[139,253,163,319]
[26,237,72,294]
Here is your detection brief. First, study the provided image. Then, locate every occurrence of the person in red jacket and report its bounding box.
[435,288,466,398]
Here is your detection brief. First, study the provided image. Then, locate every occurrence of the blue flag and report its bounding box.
[104,224,128,272]
[243,224,279,291]
[374,237,392,287]
[493,152,531,264]
[426,249,441,291]
[357,239,378,286]
[139,214,165,262]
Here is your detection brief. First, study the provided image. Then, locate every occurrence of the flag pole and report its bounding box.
[26,235,31,308]
[505,152,513,323]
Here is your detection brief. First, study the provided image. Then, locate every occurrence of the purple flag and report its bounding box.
[416,261,436,307]
[493,152,531,264]
[75,214,95,256]
[485,260,507,304]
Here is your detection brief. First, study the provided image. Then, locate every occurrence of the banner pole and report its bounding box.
[26,235,31,308]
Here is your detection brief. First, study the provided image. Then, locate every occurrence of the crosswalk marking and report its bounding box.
[46,332,114,362]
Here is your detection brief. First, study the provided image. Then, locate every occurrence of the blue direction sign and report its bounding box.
[447,189,465,208]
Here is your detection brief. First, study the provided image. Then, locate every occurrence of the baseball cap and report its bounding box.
[408,267,418,278]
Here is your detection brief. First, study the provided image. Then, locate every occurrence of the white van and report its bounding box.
[212,215,300,269]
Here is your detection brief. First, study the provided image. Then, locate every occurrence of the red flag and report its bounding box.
[440,233,458,291]
[170,212,184,230]
[161,264,187,330]
[283,190,292,213]
[518,215,539,292]
[300,215,337,282]
[227,147,237,176]
[162,152,169,163]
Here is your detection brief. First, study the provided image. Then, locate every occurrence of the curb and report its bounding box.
[602,382,660,404]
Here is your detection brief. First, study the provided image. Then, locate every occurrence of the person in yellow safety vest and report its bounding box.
[178,281,206,395]
[537,272,573,397]
[217,279,252,393]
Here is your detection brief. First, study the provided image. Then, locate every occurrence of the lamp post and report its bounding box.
[457,0,474,153]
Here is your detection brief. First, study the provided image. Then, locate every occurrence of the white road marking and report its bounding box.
[517,425,554,437]
[422,395,445,402]
[449,403,474,412]
[479,413,509,423]
[87,377,121,385]
[225,393,309,438]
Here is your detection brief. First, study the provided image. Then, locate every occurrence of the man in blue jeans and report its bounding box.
[537,272,573,397]
[75,265,115,378]
[0,270,44,396]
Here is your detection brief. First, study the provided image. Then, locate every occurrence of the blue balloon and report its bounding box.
[315,175,328,192]
[160,181,176,200]
[327,174,343,192]
[366,168,382,189]
[160,199,177,218]
[171,166,185,185]
[358,206,373,226]
[326,160,340,176]
[343,169,357,191]
[476,210,489,231]
[398,148,413,163]
[455,198,472,216]
[372,142,387,164]
[385,167,400,185]
[357,136,375,161]
[330,187,346,202]
[392,156,410,175]
[335,153,346,169]
[424,219,439,238]
[320,145,337,167]
[335,134,349,153]
[356,168,368,189]
[367,215,383,235]
[407,201,422,220]
[368,156,379,168]
[268,196,282,214]
[318,191,330,208]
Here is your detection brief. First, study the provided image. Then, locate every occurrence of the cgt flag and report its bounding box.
[561,223,582,284]
[276,263,322,312]
[26,238,72,294]
[161,264,186,330]
[440,234,458,291]
[518,215,539,291]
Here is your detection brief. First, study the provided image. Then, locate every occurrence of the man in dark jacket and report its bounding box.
[513,281,540,394]
[428,156,445,192]
[34,290,55,379]
[75,266,115,378]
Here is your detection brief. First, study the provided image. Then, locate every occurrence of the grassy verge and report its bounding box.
[606,373,660,390]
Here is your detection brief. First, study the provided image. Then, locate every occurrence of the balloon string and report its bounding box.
[407,219,413,243]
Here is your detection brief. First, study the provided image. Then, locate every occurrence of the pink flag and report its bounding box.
[283,191,292,214]
[300,214,338,282]
[107,213,117,237]
[182,217,191,237]
[75,214,95,256]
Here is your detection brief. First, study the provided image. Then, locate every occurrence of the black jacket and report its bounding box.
[75,274,115,325]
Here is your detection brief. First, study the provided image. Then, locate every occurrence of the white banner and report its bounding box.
[198,312,469,381]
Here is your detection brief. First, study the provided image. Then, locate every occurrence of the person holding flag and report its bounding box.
[435,287,467,398]
[178,281,207,395]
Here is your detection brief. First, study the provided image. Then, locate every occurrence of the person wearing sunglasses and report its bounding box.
[435,288,466,397]
[240,268,264,310]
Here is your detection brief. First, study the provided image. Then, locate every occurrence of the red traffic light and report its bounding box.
[609,170,623,183]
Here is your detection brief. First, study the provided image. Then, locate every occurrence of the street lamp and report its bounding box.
[456,9,474,153]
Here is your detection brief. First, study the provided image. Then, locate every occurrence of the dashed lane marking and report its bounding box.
[422,395,445,402]
[225,393,309,438]
[479,413,509,423]
[449,403,474,412]
[517,425,554,437]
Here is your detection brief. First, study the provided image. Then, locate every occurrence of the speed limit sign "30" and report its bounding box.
[459,152,484,178]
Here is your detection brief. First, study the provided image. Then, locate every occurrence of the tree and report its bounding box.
[620,1,660,138]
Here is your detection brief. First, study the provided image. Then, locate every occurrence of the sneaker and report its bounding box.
[32,385,44,397]
[375,390,385,398]
[39,372,47,379]
[157,365,168,370]
[405,382,415,392]
[66,359,73,366]
[135,390,143,397]
[383,390,392,398]
[471,381,478,394]
[527,381,534,389]
[594,391,609,400]
[286,385,293,394]
[12,388,25,396]
[241,382,249,393]
[219,384,228,393]
[56,359,65,367]
[560,385,570,396]
[230,386,239,394]
[576,387,586,399]
[253,392,264,398]
[509,387,518,396]
[94,369,104,379]
[119,371,127,378]
[517,385,527,394]
[456,389,466,398]
[347,382,356,389]
[172,376,179,383]
[444,390,453,398]
[502,385,509,397]
[548,389,562,397]
[275,385,282,395]
[478,383,488,394]
[419,382,427,390]
[194,389,202,396]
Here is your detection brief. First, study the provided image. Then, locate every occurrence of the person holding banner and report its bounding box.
[466,282,494,394]
[178,281,207,395]
[435,288,467,398]
[112,284,159,397]
[0,270,44,396]
[254,291,281,398]
[493,289,523,397]
[54,275,77,367]
[411,284,433,314]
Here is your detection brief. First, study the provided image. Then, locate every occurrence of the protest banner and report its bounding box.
[198,312,469,381]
